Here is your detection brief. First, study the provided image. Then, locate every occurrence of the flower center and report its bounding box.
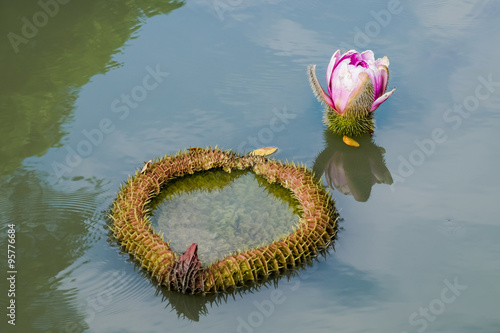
[348,53,369,68]
[352,59,368,68]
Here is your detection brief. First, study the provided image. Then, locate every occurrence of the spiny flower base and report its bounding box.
[325,107,374,137]
[110,148,339,294]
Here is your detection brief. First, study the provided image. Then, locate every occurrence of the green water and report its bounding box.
[1,0,500,332]
[151,170,301,264]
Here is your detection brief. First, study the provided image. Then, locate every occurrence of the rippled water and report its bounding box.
[1,1,500,332]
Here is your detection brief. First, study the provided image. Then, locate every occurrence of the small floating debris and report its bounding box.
[249,147,278,156]
[343,135,360,147]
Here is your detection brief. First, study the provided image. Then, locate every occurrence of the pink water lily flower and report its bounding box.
[311,50,396,115]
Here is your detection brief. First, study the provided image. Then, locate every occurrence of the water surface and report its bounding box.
[151,170,301,264]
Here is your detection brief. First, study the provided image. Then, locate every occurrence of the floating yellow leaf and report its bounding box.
[343,135,359,147]
[249,147,278,156]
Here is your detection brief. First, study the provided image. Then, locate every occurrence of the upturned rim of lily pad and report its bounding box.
[110,148,339,294]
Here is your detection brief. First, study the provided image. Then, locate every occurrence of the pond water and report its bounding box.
[1,0,500,332]
[150,170,301,264]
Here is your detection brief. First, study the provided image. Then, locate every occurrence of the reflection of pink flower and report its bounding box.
[313,133,393,202]
[324,152,350,194]
[324,152,393,201]
[319,50,396,115]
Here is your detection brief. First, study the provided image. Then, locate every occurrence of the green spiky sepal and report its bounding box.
[324,106,374,137]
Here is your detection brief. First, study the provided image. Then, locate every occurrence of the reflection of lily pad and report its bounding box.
[151,170,301,264]
[110,148,338,294]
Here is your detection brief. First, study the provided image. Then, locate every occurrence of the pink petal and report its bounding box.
[326,50,341,87]
[331,83,350,114]
[328,50,359,94]
[329,63,354,113]
[370,87,396,111]
[332,50,356,73]
[376,65,389,98]
[322,90,335,109]
[360,50,375,62]
[328,50,354,94]
[349,52,366,67]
